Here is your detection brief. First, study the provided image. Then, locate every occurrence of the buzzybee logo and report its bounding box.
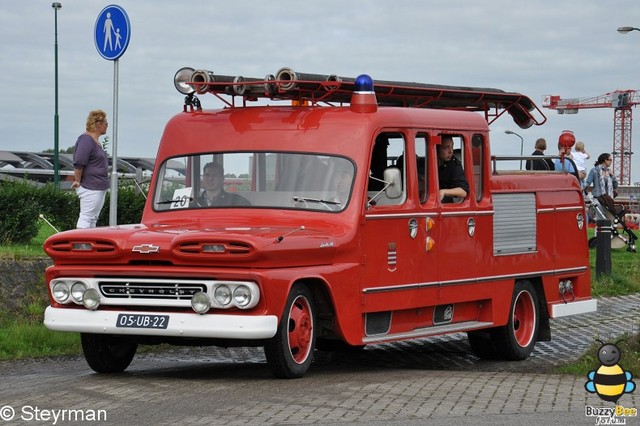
[585,340,635,403]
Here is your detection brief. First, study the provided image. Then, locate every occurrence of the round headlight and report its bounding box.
[70,281,88,303]
[191,291,211,314]
[82,288,101,310]
[214,285,232,307]
[52,281,70,303]
[233,286,252,308]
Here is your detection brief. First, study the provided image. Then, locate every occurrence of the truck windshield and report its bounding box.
[152,152,355,212]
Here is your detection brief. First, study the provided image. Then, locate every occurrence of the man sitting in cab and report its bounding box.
[437,135,469,203]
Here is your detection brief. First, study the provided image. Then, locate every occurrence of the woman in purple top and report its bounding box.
[72,110,110,228]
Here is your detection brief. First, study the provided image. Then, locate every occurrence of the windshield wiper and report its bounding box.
[293,196,340,210]
[156,197,193,205]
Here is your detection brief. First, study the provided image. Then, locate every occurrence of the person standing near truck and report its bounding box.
[71,109,110,228]
[584,153,617,198]
[572,141,590,187]
[553,143,576,174]
[525,138,554,171]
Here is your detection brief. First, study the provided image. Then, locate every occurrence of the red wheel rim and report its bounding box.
[512,290,536,347]
[287,295,313,364]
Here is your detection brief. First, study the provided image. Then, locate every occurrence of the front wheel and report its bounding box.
[493,281,539,360]
[264,284,316,379]
[81,333,137,373]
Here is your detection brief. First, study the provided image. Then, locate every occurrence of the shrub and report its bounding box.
[0,180,40,244]
[36,183,79,231]
[0,180,147,243]
[97,181,147,225]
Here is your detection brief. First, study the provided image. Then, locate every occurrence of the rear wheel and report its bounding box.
[264,284,316,379]
[81,333,137,373]
[493,281,539,360]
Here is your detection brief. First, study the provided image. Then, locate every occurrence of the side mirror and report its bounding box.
[383,167,402,199]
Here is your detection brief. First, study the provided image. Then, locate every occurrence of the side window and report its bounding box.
[436,134,469,204]
[368,132,406,206]
[471,134,484,201]
[415,133,428,203]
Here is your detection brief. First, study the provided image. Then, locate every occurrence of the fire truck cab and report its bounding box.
[43,68,596,378]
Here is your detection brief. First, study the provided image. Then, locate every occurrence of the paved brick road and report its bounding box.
[0,294,638,425]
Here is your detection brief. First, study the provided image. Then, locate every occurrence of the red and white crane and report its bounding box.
[542,90,638,185]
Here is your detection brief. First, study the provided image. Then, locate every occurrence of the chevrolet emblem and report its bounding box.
[132,244,160,254]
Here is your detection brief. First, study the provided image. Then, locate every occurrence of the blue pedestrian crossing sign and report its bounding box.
[94,5,131,60]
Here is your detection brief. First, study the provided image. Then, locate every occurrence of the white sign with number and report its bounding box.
[170,187,193,210]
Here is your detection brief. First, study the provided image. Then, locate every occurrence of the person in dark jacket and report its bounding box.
[196,162,250,207]
[525,137,555,171]
[437,136,469,203]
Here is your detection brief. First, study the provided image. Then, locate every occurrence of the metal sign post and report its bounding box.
[94,5,130,226]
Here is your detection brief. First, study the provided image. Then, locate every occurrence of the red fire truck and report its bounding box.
[43,67,597,378]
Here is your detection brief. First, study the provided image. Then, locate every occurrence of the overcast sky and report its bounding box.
[2,1,640,182]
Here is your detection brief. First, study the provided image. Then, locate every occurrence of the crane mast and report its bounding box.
[542,90,638,186]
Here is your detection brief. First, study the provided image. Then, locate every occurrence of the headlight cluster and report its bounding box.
[190,282,260,314]
[50,280,100,310]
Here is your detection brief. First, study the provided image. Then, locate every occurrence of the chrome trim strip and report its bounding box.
[441,210,492,217]
[365,212,437,220]
[362,266,588,294]
[556,206,584,212]
[365,210,493,220]
[537,206,584,214]
[362,320,493,344]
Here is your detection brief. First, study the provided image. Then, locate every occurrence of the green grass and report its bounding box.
[0,219,57,259]
[0,322,81,361]
[554,332,640,378]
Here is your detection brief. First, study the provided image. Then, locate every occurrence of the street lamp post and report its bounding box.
[505,130,524,170]
[52,2,62,188]
[617,26,640,34]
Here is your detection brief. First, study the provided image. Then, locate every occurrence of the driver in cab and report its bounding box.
[437,135,469,203]
[195,162,250,207]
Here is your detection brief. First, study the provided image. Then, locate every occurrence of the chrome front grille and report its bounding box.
[98,280,206,300]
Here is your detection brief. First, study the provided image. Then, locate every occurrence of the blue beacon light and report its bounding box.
[354,74,374,92]
[350,74,377,113]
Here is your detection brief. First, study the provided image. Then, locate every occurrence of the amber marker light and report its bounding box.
[425,217,435,231]
[425,237,435,252]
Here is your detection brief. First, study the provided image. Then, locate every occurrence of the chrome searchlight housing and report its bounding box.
[82,288,101,310]
[191,291,211,314]
[174,67,195,94]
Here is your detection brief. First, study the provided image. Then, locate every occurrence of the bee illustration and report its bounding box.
[585,340,636,403]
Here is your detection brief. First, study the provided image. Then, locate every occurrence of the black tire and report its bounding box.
[264,284,316,379]
[467,330,499,360]
[81,333,137,373]
[493,281,540,360]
